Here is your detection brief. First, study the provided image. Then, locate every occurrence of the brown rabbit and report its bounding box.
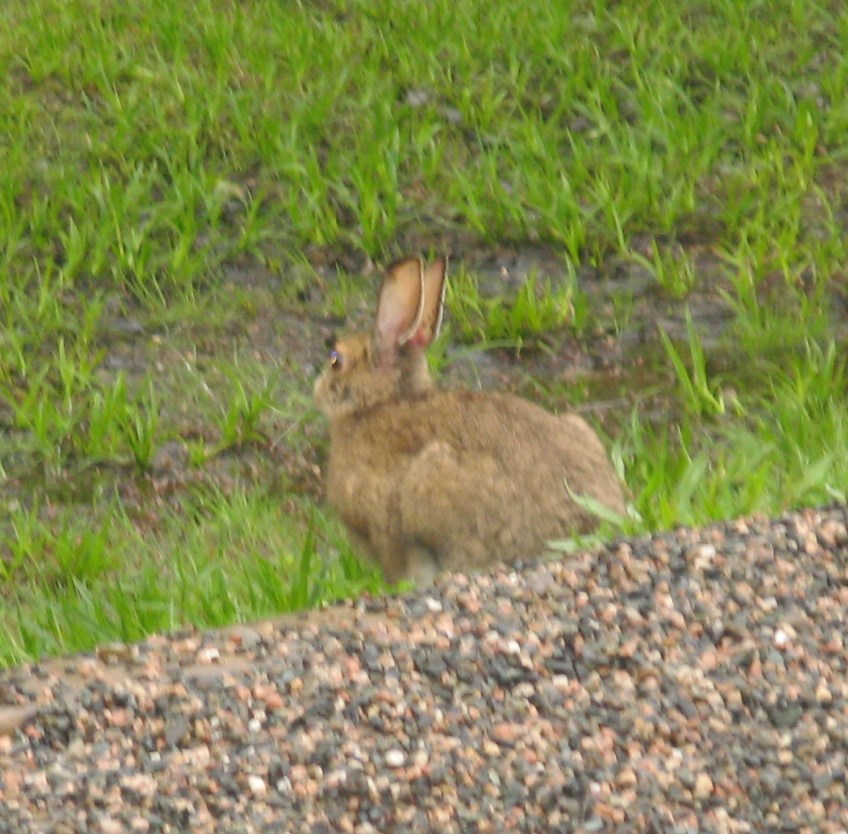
[314,256,627,584]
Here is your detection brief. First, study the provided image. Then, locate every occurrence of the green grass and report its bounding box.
[621,338,848,530]
[2,0,848,666]
[1,493,382,662]
[447,264,580,349]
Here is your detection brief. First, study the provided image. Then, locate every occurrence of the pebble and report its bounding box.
[693,772,713,799]
[247,775,267,797]
[0,506,847,833]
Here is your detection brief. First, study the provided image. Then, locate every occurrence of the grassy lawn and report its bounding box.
[1,0,847,666]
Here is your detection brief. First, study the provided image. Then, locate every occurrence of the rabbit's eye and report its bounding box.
[329,350,343,370]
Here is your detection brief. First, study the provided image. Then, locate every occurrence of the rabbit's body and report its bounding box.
[314,256,627,584]
[323,387,625,583]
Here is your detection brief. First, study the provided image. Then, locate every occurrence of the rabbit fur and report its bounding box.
[314,256,627,584]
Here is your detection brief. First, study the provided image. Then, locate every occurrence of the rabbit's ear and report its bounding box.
[376,256,425,360]
[408,257,447,348]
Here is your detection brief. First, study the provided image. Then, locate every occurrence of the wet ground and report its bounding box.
[2,240,847,532]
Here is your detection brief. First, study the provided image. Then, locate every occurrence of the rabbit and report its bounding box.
[313,255,627,585]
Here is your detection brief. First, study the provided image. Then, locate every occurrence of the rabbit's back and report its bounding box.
[326,389,625,581]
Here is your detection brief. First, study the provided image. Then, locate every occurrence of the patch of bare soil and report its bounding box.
[5,239,846,546]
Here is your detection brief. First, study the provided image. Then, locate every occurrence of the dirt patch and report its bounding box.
[3,240,846,544]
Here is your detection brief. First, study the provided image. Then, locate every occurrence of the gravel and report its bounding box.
[2,505,847,833]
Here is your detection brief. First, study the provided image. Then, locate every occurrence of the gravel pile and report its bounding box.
[2,505,847,833]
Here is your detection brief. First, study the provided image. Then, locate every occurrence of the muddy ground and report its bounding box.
[2,239,847,537]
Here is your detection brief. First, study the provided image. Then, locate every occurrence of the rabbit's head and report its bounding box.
[314,256,447,420]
